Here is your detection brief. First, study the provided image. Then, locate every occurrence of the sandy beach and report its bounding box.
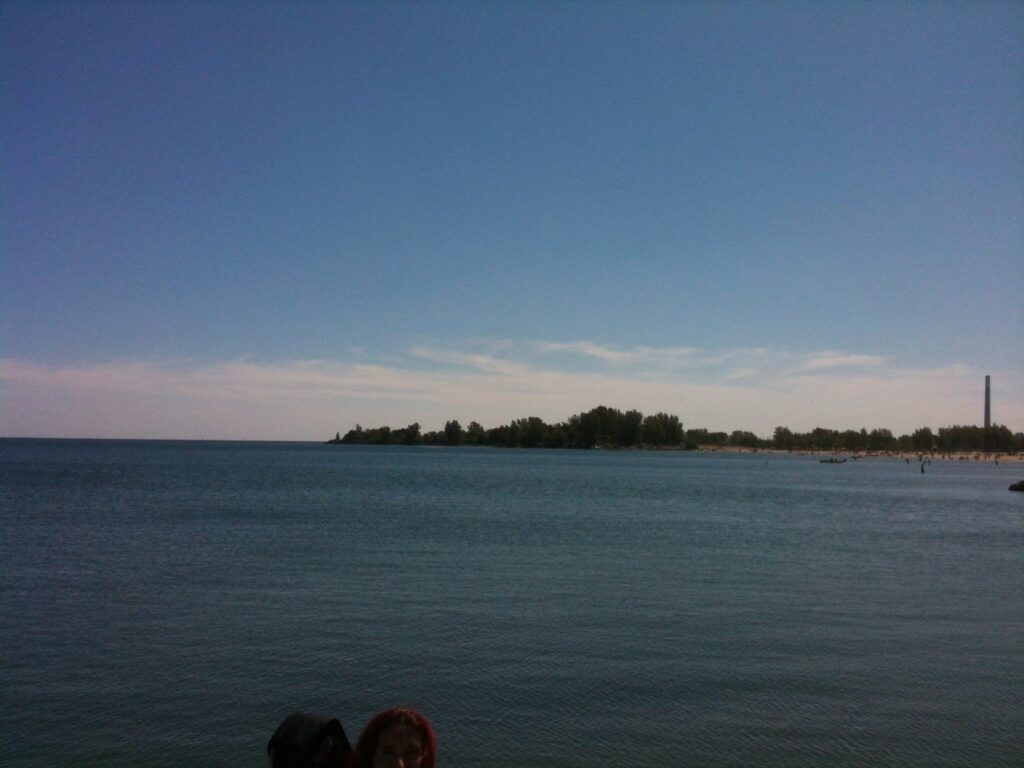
[697,446,1024,463]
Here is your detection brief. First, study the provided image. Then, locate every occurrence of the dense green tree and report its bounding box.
[340,424,364,443]
[937,425,980,451]
[576,406,622,447]
[686,428,708,446]
[545,425,569,448]
[867,428,895,451]
[773,426,794,450]
[654,413,684,445]
[642,415,666,445]
[612,412,685,447]
[443,420,464,446]
[512,417,546,448]
[485,423,516,447]
[399,423,421,445]
[984,425,1015,451]
[729,430,760,448]
[911,427,934,452]
[807,427,834,450]
[619,410,644,447]
[465,421,486,445]
[835,430,864,451]
[704,431,728,446]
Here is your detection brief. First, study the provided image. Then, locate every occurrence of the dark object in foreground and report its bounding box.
[1010,480,1024,492]
[268,712,351,768]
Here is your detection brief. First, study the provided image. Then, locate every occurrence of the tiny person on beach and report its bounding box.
[350,707,437,768]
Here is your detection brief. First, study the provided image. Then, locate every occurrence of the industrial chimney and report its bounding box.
[984,375,991,429]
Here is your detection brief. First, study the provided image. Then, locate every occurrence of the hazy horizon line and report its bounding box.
[2,339,1020,440]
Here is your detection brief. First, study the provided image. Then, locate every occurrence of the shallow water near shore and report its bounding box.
[2,439,1022,767]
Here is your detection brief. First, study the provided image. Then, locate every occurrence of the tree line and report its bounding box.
[334,406,685,449]
[330,405,1024,452]
[770,424,1022,452]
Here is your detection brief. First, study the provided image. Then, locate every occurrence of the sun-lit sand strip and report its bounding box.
[696,446,1024,463]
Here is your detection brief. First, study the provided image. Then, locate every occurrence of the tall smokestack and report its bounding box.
[984,375,991,429]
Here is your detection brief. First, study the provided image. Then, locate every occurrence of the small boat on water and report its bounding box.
[820,457,846,464]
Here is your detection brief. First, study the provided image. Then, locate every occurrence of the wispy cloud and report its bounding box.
[408,346,533,376]
[1,342,1019,439]
[722,368,760,381]
[796,352,888,372]
[534,341,699,365]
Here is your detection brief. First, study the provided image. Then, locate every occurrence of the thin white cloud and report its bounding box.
[722,368,760,381]
[797,352,888,372]
[1,344,1020,440]
[408,346,533,376]
[535,341,699,365]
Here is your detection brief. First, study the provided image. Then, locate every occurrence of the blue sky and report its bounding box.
[3,1,1022,439]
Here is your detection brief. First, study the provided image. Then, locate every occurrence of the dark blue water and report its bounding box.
[2,439,1022,767]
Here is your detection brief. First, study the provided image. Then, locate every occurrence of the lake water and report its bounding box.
[1,439,1022,767]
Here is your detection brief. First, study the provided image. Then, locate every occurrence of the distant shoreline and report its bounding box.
[691,445,1024,462]
[329,406,1023,453]
[326,438,1024,463]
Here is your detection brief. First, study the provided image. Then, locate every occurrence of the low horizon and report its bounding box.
[4,352,1019,442]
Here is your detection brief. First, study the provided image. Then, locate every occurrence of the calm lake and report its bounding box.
[1,439,1022,767]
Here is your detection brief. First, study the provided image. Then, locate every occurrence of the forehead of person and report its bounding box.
[373,722,424,766]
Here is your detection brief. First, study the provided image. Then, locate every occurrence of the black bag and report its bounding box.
[268,712,352,768]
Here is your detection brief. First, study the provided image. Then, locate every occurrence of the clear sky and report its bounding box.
[2,1,1022,439]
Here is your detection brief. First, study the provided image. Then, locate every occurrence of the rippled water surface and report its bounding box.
[2,440,1022,767]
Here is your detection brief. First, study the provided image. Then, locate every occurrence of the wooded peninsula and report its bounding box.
[329,405,1024,453]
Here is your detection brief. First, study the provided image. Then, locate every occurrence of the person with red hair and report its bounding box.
[349,707,437,768]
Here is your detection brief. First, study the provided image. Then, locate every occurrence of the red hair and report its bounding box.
[350,707,436,768]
